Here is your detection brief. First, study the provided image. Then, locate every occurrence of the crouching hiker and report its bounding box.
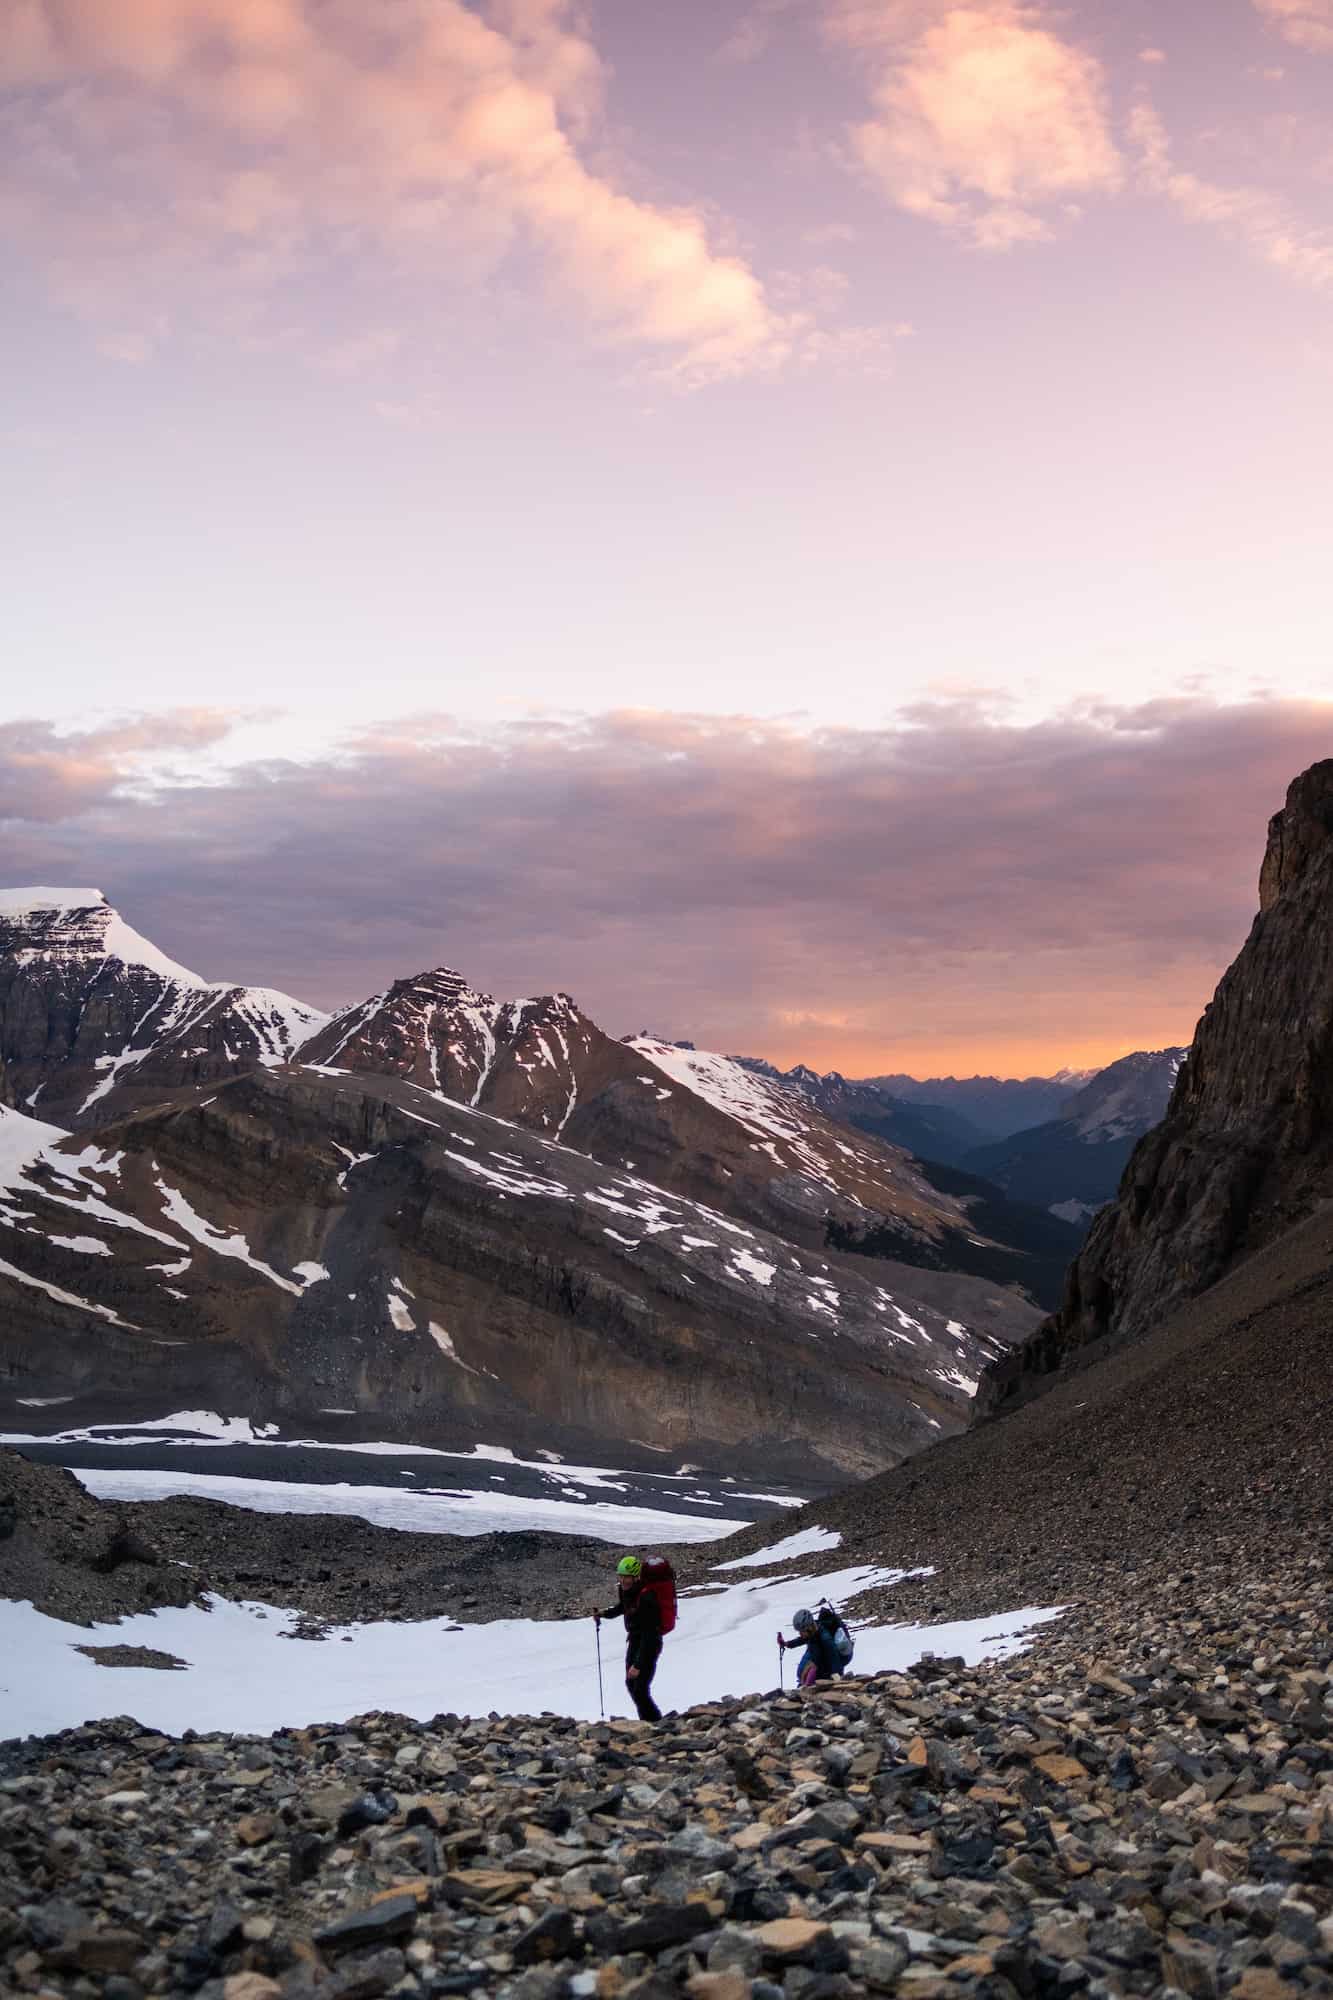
[778,1603,854,1687]
[595,1553,676,1722]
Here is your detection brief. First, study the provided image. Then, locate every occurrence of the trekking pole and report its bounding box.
[595,1617,606,1719]
[777,1632,784,1691]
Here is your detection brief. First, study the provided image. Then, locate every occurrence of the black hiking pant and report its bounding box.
[627,1636,662,1721]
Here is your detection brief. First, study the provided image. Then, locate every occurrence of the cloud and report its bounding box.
[0,709,235,821]
[1252,1,1333,52]
[2,697,1327,1072]
[1,0,790,384]
[827,1,1122,249]
[1131,99,1333,291]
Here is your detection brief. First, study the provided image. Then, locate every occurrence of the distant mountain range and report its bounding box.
[0,890,1074,1485]
[733,1048,1189,1226]
[956,1049,1188,1223]
[865,1069,1097,1141]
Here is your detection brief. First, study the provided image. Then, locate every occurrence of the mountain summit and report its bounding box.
[0,888,327,1124]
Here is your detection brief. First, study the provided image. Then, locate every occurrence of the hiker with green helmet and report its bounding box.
[595,1554,666,1722]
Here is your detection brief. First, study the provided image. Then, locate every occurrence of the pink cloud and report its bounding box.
[827,1,1122,249]
[2,0,790,383]
[2,698,1328,1073]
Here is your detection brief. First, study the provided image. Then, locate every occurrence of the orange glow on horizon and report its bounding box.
[752,1025,1194,1081]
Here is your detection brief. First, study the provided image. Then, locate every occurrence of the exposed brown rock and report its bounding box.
[0,1065,1005,1482]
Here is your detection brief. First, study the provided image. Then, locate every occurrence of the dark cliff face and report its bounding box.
[990,760,1333,1403]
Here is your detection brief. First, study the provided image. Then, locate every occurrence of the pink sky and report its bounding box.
[2,3,1331,1071]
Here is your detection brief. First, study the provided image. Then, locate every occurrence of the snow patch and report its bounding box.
[729,1247,776,1287]
[714,1526,843,1570]
[0,1568,1062,1736]
[154,1178,302,1295]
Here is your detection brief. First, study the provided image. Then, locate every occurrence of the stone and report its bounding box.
[205,1903,246,1956]
[235,1812,277,1847]
[288,1831,324,1885]
[327,1947,407,2000]
[607,1903,716,1956]
[314,1895,419,1958]
[336,1790,398,1837]
[686,1974,750,2000]
[669,1826,736,1869]
[855,1832,930,1855]
[849,1937,910,1990]
[223,1977,283,2000]
[708,1928,763,1975]
[369,1877,432,1909]
[1033,1753,1088,1784]
[69,1930,144,1975]
[513,1906,578,1966]
[440,1869,533,1906]
[1231,1972,1299,2000]
[755,1919,843,1970]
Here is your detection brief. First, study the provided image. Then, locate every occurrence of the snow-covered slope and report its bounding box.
[731,1058,988,1166]
[0,888,328,1126]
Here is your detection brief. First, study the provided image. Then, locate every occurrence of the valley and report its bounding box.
[2,765,1331,2000]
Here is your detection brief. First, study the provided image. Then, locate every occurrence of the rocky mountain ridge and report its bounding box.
[301,981,982,1271]
[730,1058,988,1167]
[0,891,1069,1299]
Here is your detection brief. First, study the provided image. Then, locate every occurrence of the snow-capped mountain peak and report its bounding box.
[0,887,328,1125]
[304,969,595,1127]
[0,886,207,988]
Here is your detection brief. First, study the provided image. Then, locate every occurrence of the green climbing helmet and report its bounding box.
[616,1554,643,1579]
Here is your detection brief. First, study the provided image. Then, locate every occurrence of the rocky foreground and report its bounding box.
[2,1555,1329,2000]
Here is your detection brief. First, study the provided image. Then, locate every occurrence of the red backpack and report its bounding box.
[641,1554,678,1634]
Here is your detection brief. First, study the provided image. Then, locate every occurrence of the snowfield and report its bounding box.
[66,1467,753,1542]
[0,1563,1063,1739]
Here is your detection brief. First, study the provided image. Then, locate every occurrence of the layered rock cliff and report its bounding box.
[995,759,1333,1398]
[0,1070,1003,1482]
